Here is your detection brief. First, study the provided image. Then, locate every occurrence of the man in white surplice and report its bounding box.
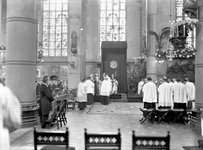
[158,77,173,109]
[185,77,195,110]
[173,78,188,110]
[100,75,112,105]
[142,77,157,109]
[137,78,144,95]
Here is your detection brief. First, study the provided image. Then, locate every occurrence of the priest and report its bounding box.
[173,78,188,110]
[142,77,157,109]
[86,74,95,105]
[158,77,173,109]
[100,74,112,105]
[185,77,195,110]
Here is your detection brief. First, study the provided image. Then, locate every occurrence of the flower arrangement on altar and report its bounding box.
[172,44,196,59]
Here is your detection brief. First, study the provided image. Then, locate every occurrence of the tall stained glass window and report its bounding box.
[43,0,68,57]
[176,0,196,47]
[100,0,126,47]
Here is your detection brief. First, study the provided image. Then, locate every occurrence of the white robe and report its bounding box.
[173,82,188,103]
[76,82,87,102]
[100,79,112,96]
[0,83,21,150]
[112,79,118,94]
[185,81,195,101]
[137,81,144,95]
[85,79,94,95]
[158,82,173,107]
[142,81,157,103]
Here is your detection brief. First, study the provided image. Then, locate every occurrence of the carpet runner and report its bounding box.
[87,102,143,115]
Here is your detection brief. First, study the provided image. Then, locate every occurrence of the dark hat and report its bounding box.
[147,77,152,81]
[50,75,58,81]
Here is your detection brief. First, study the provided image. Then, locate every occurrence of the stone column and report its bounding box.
[146,0,158,80]
[0,0,6,46]
[6,0,39,127]
[68,0,82,88]
[191,0,203,131]
[80,0,86,79]
[37,0,43,45]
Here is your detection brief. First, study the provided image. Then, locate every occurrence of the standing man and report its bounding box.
[40,76,55,128]
[94,74,101,96]
[173,78,188,110]
[185,77,195,110]
[158,77,173,109]
[100,74,112,105]
[111,74,118,94]
[86,74,95,105]
[137,78,144,95]
[77,78,87,110]
[142,77,157,109]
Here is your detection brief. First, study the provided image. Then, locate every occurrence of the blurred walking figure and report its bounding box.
[0,79,22,150]
[77,78,87,110]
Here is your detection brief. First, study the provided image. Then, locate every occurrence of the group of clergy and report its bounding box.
[138,76,195,110]
[77,73,119,109]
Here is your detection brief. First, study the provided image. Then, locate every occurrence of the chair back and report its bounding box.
[132,131,170,150]
[33,127,69,150]
[84,128,121,150]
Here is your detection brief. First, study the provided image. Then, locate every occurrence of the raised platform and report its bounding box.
[127,95,143,102]
[110,93,127,102]
[94,94,142,103]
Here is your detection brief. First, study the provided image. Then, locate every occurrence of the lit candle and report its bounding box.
[183,25,185,37]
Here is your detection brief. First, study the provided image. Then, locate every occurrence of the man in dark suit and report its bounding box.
[40,76,55,128]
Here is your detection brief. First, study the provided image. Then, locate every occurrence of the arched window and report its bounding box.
[42,0,68,57]
[176,0,196,48]
[100,0,126,48]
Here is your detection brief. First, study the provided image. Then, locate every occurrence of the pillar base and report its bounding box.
[21,102,40,128]
[190,108,201,132]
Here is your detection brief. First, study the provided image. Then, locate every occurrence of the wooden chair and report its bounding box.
[84,128,121,150]
[33,127,75,150]
[65,97,76,110]
[132,131,170,150]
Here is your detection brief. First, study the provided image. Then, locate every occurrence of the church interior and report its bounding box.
[1,0,203,149]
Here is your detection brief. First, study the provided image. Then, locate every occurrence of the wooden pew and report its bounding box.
[132,131,170,150]
[33,127,75,150]
[84,128,121,150]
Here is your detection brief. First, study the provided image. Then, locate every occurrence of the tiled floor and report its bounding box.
[10,102,203,150]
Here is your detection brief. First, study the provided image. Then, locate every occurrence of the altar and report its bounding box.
[101,41,127,93]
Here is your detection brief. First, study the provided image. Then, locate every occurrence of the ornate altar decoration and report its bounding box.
[169,18,198,58]
[168,0,198,60]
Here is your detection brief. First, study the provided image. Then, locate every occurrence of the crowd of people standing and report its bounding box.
[138,76,195,110]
